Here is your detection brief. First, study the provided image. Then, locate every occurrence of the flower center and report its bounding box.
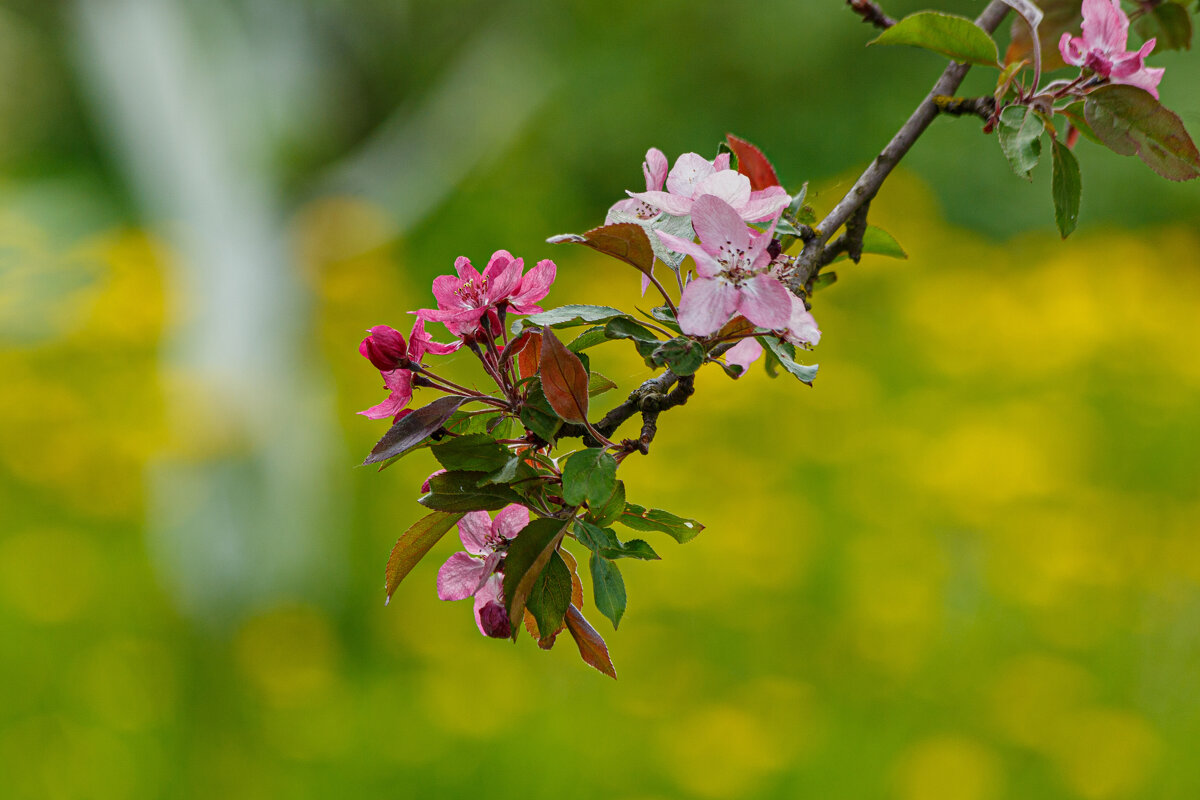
[455,276,490,306]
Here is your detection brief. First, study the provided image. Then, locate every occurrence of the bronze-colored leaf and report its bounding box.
[565,605,616,679]
[1005,0,1081,72]
[363,395,468,465]
[726,133,781,191]
[560,547,585,609]
[384,511,466,603]
[538,326,590,424]
[548,223,654,276]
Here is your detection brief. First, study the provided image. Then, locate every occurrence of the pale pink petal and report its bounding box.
[655,230,722,278]
[690,194,750,258]
[694,170,751,211]
[437,552,487,601]
[640,269,652,296]
[454,255,481,283]
[1082,0,1128,54]
[725,337,762,374]
[712,152,731,171]
[1114,65,1164,98]
[644,148,669,190]
[629,190,693,217]
[738,187,792,223]
[746,216,781,269]
[785,294,822,346]
[736,274,792,331]
[665,152,716,197]
[458,511,493,555]
[1111,38,1156,78]
[605,198,642,223]
[492,504,530,541]
[678,277,739,336]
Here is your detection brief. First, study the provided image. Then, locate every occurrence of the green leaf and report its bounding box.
[1057,102,1102,146]
[419,471,524,512]
[573,518,621,552]
[829,225,907,264]
[384,511,466,603]
[588,479,626,528]
[564,605,616,679]
[869,11,1000,66]
[524,551,572,642]
[1051,137,1082,239]
[997,105,1045,179]
[811,272,838,292]
[363,395,468,465]
[587,371,618,397]
[589,553,626,629]
[650,336,705,376]
[761,337,818,385]
[1134,2,1192,52]
[503,517,571,634]
[519,380,562,443]
[1084,85,1200,182]
[618,503,704,543]
[477,455,535,487]
[430,433,512,473]
[604,316,661,343]
[539,327,591,424]
[568,326,609,353]
[513,304,627,335]
[603,538,660,561]
[562,448,618,507]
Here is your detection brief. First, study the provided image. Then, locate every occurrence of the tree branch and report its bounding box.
[846,0,895,29]
[933,95,997,121]
[792,0,1011,291]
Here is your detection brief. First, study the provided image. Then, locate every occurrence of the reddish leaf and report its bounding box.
[726,134,781,191]
[384,511,465,603]
[1004,0,1080,71]
[1085,85,1200,181]
[363,395,468,465]
[560,547,585,609]
[547,224,654,276]
[565,605,616,679]
[517,332,542,379]
[538,326,590,424]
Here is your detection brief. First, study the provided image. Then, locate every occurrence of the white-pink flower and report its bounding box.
[721,296,822,374]
[630,152,790,223]
[1059,0,1164,99]
[605,147,670,223]
[436,504,530,638]
[656,195,792,337]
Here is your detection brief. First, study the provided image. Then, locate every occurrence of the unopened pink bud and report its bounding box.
[478,601,511,639]
[360,325,408,371]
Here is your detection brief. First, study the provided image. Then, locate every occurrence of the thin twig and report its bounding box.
[933,95,997,121]
[846,0,896,29]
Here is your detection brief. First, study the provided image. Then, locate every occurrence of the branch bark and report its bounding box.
[791,0,1011,291]
[846,0,895,29]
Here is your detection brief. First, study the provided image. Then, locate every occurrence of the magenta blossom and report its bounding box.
[436,504,530,638]
[1059,0,1164,99]
[358,319,458,420]
[657,195,792,337]
[630,151,790,223]
[605,147,670,223]
[419,250,556,338]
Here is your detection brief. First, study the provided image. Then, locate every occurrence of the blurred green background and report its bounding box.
[2,1,1200,798]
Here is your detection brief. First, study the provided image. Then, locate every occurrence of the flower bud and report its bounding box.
[360,325,408,371]
[478,601,511,639]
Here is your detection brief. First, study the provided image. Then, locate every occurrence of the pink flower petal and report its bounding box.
[454,255,481,283]
[644,148,669,190]
[678,276,739,336]
[739,187,792,223]
[725,337,762,374]
[712,152,731,171]
[509,259,556,309]
[472,574,506,636]
[737,274,792,331]
[665,152,716,197]
[1059,34,1086,67]
[693,170,751,211]
[605,198,642,223]
[437,552,487,601]
[629,190,693,217]
[358,392,409,420]
[655,230,723,279]
[1114,65,1164,98]
[492,504,530,541]
[431,274,465,310]
[1082,0,1128,55]
[486,252,523,303]
[785,294,822,346]
[690,194,750,257]
[458,511,493,555]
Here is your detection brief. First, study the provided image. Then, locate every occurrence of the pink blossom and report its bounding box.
[630,151,790,223]
[720,298,822,374]
[656,195,792,337]
[1059,0,1164,99]
[605,147,670,223]
[358,319,458,420]
[436,504,530,638]
[418,250,556,338]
